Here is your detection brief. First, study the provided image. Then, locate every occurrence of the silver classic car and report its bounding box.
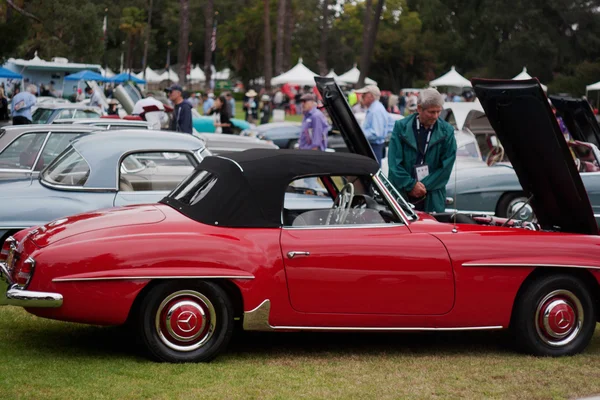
[0,130,208,244]
[0,125,99,181]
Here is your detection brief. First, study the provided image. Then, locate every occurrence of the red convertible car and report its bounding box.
[1,78,599,363]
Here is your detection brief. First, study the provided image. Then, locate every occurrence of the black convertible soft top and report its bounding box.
[161,149,379,227]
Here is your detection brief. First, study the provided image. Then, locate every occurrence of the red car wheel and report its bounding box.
[138,281,234,363]
[512,274,597,356]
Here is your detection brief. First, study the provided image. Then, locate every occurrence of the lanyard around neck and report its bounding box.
[415,117,433,159]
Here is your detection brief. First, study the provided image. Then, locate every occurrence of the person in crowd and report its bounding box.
[226,92,236,117]
[398,91,407,115]
[167,84,193,134]
[259,94,272,125]
[352,94,367,113]
[299,93,329,151]
[86,86,102,109]
[39,84,50,97]
[295,90,303,115]
[407,102,418,114]
[244,89,258,123]
[11,84,37,125]
[76,88,85,102]
[388,94,400,114]
[207,94,233,134]
[452,92,462,102]
[405,91,418,114]
[107,99,119,116]
[388,88,456,213]
[133,93,168,130]
[273,89,284,109]
[203,92,215,115]
[0,87,9,121]
[355,85,393,165]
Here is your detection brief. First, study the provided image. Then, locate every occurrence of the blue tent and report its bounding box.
[0,67,22,79]
[64,70,108,82]
[110,72,146,84]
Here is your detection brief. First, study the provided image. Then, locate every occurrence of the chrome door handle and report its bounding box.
[287,251,310,259]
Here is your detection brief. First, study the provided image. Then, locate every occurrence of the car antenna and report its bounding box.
[452,152,458,233]
[501,194,534,227]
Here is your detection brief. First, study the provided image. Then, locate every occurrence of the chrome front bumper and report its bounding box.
[0,262,63,308]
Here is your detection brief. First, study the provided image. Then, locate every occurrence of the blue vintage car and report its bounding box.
[191,109,251,134]
[0,130,208,244]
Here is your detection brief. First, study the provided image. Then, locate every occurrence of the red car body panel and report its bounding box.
[19,204,600,329]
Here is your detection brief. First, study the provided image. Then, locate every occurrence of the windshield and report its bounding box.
[374,170,418,221]
[41,147,90,187]
[32,108,54,124]
[457,142,480,159]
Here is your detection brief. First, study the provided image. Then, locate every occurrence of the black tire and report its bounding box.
[137,280,234,363]
[496,192,530,219]
[512,274,597,356]
[287,139,298,149]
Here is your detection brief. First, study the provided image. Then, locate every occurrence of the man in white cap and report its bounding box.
[355,85,393,165]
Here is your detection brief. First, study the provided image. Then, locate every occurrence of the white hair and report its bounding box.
[26,84,37,94]
[418,88,444,109]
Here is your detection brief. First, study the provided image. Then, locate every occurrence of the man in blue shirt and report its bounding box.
[355,85,393,165]
[12,84,37,125]
[203,93,215,115]
[299,93,329,151]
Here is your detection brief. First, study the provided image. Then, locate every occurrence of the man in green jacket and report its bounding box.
[388,88,456,213]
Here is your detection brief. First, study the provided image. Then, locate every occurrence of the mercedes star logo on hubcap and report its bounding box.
[176,311,198,332]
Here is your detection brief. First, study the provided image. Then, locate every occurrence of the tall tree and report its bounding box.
[177,0,190,84]
[142,0,154,81]
[119,7,146,72]
[357,0,373,87]
[203,0,214,89]
[263,0,273,90]
[283,0,293,71]
[274,0,286,75]
[317,0,330,76]
[358,0,384,87]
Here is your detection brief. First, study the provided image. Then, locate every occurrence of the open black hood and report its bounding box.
[549,95,600,147]
[473,79,598,235]
[314,77,376,160]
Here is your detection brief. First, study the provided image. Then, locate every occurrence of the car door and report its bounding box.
[279,176,455,316]
[114,151,197,206]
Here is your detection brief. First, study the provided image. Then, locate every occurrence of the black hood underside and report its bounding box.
[473,78,598,235]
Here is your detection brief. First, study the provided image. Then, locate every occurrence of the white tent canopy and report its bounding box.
[586,80,600,92]
[513,67,548,92]
[325,69,338,79]
[135,67,162,83]
[157,68,179,83]
[429,66,472,88]
[188,65,206,82]
[337,65,377,85]
[271,58,319,86]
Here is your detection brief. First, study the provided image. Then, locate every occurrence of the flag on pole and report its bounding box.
[210,21,217,52]
[102,15,107,42]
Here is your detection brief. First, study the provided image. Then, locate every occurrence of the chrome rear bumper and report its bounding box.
[0,262,63,308]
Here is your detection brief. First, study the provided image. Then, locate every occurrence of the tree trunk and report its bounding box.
[263,0,273,90]
[203,0,214,90]
[361,0,384,83]
[126,35,134,73]
[357,0,373,88]
[283,0,293,71]
[177,0,190,84]
[317,0,330,76]
[274,0,286,75]
[142,0,154,81]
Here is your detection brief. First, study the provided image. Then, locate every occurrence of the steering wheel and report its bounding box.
[326,182,355,225]
[486,144,505,166]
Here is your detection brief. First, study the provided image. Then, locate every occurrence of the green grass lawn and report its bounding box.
[1,306,599,399]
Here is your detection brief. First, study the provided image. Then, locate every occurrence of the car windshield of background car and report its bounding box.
[0,132,47,170]
[457,142,480,159]
[42,147,90,187]
[32,108,54,124]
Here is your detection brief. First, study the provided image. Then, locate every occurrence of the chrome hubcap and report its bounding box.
[155,290,216,352]
[534,290,583,347]
[508,199,534,221]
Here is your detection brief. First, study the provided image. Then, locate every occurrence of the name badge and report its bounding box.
[414,164,430,181]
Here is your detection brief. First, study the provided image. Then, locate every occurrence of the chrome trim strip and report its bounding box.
[30,130,52,172]
[53,275,255,282]
[215,155,244,172]
[444,208,496,216]
[0,168,34,173]
[283,224,401,231]
[242,299,504,332]
[39,179,117,192]
[463,262,600,270]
